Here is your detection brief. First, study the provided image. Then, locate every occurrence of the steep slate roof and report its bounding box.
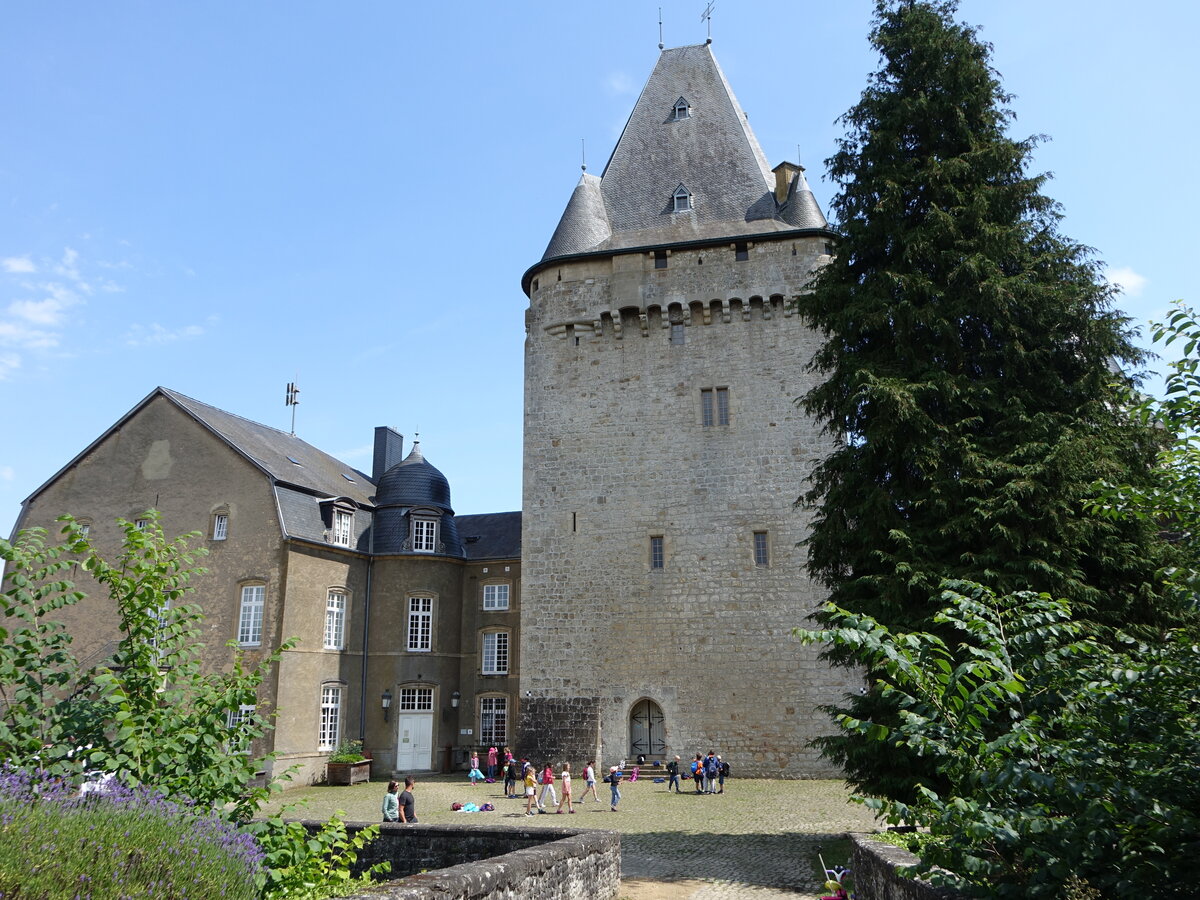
[457,511,521,561]
[161,388,374,506]
[538,44,828,265]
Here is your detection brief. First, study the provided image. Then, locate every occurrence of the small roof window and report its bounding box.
[672,184,693,213]
[672,97,691,120]
[287,455,303,467]
[341,473,357,483]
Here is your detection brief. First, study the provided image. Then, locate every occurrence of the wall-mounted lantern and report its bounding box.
[381,689,393,722]
[451,690,461,709]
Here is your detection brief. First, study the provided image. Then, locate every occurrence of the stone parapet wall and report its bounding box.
[310,821,620,900]
[849,833,964,900]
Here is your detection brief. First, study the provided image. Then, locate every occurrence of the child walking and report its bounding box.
[538,763,558,811]
[578,760,601,803]
[607,766,623,811]
[555,763,575,814]
[523,763,538,816]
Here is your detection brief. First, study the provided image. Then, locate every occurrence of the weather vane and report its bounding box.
[285,381,300,435]
[658,7,664,50]
[700,1,715,43]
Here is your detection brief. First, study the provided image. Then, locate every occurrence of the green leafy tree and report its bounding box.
[1,514,294,821]
[797,584,1200,898]
[795,0,1170,800]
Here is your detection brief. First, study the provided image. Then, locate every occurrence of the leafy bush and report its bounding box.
[798,583,1200,898]
[0,767,263,899]
[247,810,389,898]
[325,741,366,765]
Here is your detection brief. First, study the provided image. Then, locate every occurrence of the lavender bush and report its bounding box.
[0,768,262,899]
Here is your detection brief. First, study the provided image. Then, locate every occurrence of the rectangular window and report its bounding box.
[238,585,264,647]
[650,536,664,570]
[399,686,433,711]
[670,323,685,345]
[319,685,341,750]
[654,250,668,269]
[324,590,346,650]
[212,514,228,541]
[412,518,437,553]
[134,518,150,531]
[150,595,171,655]
[482,632,509,675]
[701,387,730,426]
[408,596,432,652]
[226,703,256,753]
[483,584,510,610]
[754,531,770,567]
[734,241,749,261]
[333,510,353,547]
[480,696,507,746]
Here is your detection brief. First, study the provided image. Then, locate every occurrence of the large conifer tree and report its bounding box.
[797,0,1171,800]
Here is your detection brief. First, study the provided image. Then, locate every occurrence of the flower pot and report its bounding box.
[326,759,371,785]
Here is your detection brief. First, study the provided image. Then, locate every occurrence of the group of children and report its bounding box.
[466,747,627,814]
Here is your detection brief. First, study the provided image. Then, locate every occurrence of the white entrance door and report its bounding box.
[396,714,433,771]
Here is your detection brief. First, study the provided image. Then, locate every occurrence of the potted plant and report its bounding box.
[325,740,371,785]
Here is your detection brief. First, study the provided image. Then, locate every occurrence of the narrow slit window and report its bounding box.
[754,531,770,567]
[650,536,664,570]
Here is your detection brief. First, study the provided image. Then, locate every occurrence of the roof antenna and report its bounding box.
[700,1,715,44]
[581,138,587,172]
[285,380,300,435]
[658,7,664,50]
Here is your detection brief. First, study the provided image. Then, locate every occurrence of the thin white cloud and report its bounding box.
[0,321,58,349]
[2,256,36,274]
[1106,265,1147,298]
[334,442,374,461]
[605,71,637,96]
[124,322,206,346]
[0,464,13,481]
[0,354,19,380]
[7,298,69,326]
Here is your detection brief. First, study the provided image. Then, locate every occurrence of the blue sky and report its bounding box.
[2,1,1197,538]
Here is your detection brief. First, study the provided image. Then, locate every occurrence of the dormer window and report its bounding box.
[411,515,439,553]
[672,97,691,120]
[672,184,692,213]
[333,510,353,547]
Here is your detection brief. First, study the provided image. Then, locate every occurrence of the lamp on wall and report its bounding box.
[381,689,392,722]
[451,691,460,709]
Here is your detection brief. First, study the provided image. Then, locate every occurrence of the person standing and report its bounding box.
[468,752,484,785]
[717,755,728,794]
[538,763,558,811]
[607,766,622,811]
[399,776,417,824]
[666,755,682,793]
[555,763,575,814]
[382,780,400,822]
[523,763,538,816]
[487,746,498,780]
[504,756,518,798]
[691,754,704,793]
[578,760,600,803]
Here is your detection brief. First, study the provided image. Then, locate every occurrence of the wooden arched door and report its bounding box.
[629,699,666,759]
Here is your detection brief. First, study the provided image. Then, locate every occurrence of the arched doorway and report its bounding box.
[629,699,666,759]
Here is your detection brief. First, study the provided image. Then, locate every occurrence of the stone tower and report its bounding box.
[518,44,857,776]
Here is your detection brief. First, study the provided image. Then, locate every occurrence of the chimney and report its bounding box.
[771,161,803,205]
[372,426,404,482]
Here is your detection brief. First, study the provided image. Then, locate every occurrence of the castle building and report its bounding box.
[517,43,856,775]
[11,43,858,781]
[13,387,521,785]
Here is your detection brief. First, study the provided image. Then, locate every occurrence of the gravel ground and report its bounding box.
[260,774,879,899]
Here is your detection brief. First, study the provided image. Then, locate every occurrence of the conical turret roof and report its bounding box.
[537,44,828,266]
[375,442,453,512]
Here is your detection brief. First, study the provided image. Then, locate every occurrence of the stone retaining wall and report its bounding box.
[849,833,964,900]
[304,821,620,900]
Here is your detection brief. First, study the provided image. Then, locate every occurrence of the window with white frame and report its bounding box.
[672,97,691,120]
[482,631,509,675]
[701,387,730,426]
[483,583,510,610]
[319,685,342,750]
[411,517,438,553]
[399,686,433,711]
[238,585,264,647]
[324,590,346,650]
[212,513,228,541]
[149,595,171,656]
[226,703,256,753]
[333,510,353,547]
[408,596,432,652]
[479,696,507,746]
[134,518,150,531]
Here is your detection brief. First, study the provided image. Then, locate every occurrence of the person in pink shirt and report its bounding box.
[486,746,498,780]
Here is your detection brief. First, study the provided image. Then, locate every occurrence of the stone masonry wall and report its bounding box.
[313,821,620,900]
[521,237,862,776]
